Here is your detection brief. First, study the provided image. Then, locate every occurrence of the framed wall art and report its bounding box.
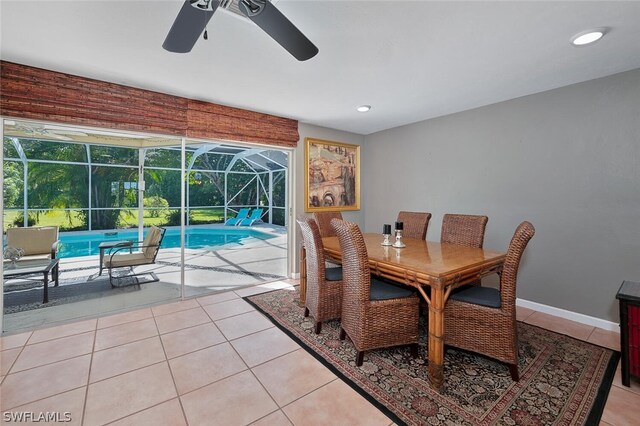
[304,138,360,212]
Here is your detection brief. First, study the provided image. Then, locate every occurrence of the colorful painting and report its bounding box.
[305,138,360,212]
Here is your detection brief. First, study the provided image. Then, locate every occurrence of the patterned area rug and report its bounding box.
[245,287,618,426]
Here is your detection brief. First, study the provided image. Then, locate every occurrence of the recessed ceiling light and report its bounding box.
[357,105,371,113]
[570,29,606,46]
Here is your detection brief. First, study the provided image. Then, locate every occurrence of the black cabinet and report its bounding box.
[616,280,640,387]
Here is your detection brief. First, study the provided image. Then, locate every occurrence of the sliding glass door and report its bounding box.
[1,119,292,334]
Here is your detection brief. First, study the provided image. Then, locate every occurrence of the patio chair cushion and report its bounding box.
[6,226,58,256]
[325,266,343,281]
[143,227,162,259]
[104,253,152,268]
[449,286,501,308]
[370,278,415,301]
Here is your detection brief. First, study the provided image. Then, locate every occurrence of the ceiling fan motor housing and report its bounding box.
[189,0,220,12]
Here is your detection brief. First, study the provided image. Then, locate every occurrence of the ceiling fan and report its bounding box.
[163,0,319,61]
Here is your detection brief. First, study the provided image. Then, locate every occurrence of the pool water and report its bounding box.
[58,227,275,258]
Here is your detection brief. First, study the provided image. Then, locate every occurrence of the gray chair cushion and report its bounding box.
[449,286,501,308]
[370,278,415,301]
[325,267,342,281]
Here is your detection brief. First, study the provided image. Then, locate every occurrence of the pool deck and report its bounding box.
[3,224,288,333]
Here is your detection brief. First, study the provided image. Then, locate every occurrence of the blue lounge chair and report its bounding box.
[224,208,250,226]
[238,208,264,226]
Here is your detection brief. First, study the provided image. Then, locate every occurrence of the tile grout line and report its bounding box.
[152,303,202,318]
[246,408,286,425]
[1,334,32,378]
[96,310,154,331]
[204,308,258,323]
[611,376,640,394]
[95,315,156,336]
[80,319,99,426]
[223,331,283,422]
[218,322,276,342]
[196,293,241,308]
[278,378,342,417]
[4,349,94,379]
[2,385,88,413]
[242,345,303,370]
[102,398,184,426]
[151,301,191,426]
[164,339,227,361]
[166,322,289,405]
[25,320,96,345]
[170,322,255,399]
[9,331,96,374]
[262,366,341,412]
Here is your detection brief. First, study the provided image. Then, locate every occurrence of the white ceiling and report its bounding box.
[1,1,640,135]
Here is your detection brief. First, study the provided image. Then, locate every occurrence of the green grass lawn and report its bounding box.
[3,208,226,232]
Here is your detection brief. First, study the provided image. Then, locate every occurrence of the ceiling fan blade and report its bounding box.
[239,0,318,61]
[163,0,219,53]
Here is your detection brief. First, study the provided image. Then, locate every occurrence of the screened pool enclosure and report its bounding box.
[3,134,288,233]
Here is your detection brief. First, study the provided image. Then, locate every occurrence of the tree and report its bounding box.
[3,160,23,209]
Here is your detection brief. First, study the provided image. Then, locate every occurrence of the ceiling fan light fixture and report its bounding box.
[570,29,606,46]
[356,105,371,113]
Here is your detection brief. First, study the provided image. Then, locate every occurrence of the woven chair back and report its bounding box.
[396,211,431,240]
[313,211,343,238]
[297,218,327,290]
[440,214,489,248]
[331,219,370,337]
[500,221,535,310]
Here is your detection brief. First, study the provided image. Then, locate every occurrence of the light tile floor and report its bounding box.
[1,282,638,426]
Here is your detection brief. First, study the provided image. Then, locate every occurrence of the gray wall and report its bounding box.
[362,69,640,322]
[293,123,365,268]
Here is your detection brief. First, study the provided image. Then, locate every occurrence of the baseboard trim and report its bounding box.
[516,298,619,332]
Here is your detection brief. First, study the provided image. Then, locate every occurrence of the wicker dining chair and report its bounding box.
[313,211,343,238]
[397,211,431,240]
[332,218,420,366]
[297,218,343,334]
[441,214,489,287]
[441,214,489,248]
[444,221,535,381]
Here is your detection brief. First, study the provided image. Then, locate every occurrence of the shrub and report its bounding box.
[143,196,170,218]
[166,209,193,226]
[12,212,38,227]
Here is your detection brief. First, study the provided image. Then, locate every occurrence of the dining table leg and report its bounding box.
[299,245,307,305]
[428,284,446,390]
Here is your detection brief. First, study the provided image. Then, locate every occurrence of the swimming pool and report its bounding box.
[57,227,276,258]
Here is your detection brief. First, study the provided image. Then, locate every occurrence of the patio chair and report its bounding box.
[104,226,166,287]
[397,211,431,240]
[297,218,343,334]
[224,208,250,226]
[444,221,535,381]
[6,226,60,282]
[313,211,343,238]
[238,208,264,226]
[332,218,420,366]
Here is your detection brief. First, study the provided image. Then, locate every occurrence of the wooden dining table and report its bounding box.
[299,233,506,390]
